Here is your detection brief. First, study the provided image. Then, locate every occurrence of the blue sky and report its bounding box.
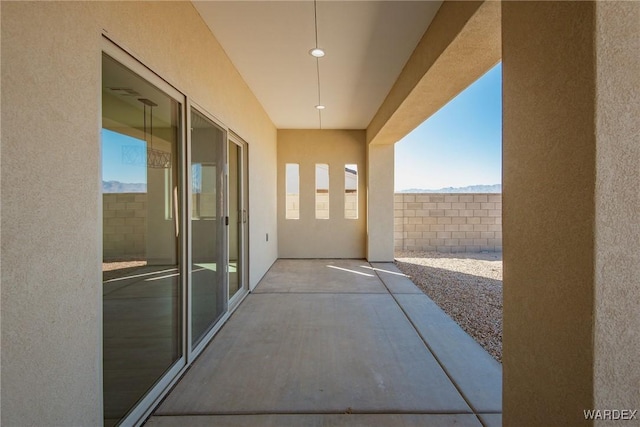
[394,62,502,191]
[101,129,147,183]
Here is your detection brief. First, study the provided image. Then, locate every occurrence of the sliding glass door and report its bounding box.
[190,109,227,349]
[102,52,184,427]
[102,44,250,427]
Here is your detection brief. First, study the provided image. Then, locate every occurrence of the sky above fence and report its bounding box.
[395,63,502,191]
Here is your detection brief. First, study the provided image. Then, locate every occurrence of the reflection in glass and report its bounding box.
[102,53,181,427]
[228,142,241,299]
[190,109,226,348]
[316,163,330,219]
[345,164,358,219]
[285,163,299,219]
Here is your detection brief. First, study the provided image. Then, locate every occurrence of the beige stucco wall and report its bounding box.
[1,2,276,425]
[502,2,596,425]
[366,143,395,262]
[394,193,501,253]
[278,130,366,258]
[593,1,640,421]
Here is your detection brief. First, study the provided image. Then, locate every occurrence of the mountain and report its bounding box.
[102,181,147,193]
[399,184,501,194]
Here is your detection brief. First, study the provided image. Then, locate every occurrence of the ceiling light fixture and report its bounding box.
[309,48,325,58]
[311,0,324,129]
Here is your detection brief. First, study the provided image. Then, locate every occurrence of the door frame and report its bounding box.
[227,132,250,311]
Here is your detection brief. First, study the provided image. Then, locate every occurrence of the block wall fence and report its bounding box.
[103,193,147,260]
[394,193,502,253]
[106,192,502,258]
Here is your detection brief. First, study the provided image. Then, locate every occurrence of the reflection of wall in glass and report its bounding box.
[192,163,217,219]
[228,141,242,300]
[190,108,226,349]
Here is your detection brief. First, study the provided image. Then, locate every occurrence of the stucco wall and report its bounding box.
[1,2,277,425]
[593,1,640,420]
[502,2,596,425]
[394,193,501,253]
[278,130,366,259]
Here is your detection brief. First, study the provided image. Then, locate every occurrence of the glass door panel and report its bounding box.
[228,141,241,299]
[102,53,182,427]
[190,109,226,349]
[228,137,248,303]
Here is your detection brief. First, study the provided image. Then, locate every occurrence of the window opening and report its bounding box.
[345,164,358,219]
[285,163,300,219]
[316,163,329,219]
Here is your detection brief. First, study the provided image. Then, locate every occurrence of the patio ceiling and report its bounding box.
[192,1,442,130]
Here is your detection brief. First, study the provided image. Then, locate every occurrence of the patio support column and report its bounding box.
[366,143,394,262]
[502,1,639,425]
[502,2,596,424]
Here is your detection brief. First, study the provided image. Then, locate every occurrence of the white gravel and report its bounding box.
[394,251,503,363]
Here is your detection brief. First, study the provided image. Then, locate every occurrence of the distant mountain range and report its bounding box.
[398,184,501,194]
[103,180,500,195]
[102,181,146,193]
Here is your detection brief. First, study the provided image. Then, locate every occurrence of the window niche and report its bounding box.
[345,164,358,219]
[285,163,300,219]
[316,164,329,219]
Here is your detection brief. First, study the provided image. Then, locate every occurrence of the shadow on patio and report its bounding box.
[146,259,501,427]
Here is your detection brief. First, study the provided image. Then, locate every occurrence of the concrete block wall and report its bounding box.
[345,192,358,219]
[286,194,299,219]
[286,193,358,220]
[315,192,330,219]
[103,193,147,260]
[394,193,502,253]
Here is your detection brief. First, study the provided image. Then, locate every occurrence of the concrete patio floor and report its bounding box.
[146,259,502,427]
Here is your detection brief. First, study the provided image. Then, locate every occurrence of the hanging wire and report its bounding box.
[139,98,170,168]
[149,104,153,148]
[314,0,323,129]
[314,0,319,49]
[316,58,323,129]
[142,103,147,143]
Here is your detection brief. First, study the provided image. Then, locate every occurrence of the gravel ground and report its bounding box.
[394,251,503,363]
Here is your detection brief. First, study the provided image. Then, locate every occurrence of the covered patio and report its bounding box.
[3,2,638,425]
[146,259,501,427]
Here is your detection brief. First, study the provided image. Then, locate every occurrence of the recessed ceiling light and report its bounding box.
[315,104,325,110]
[309,48,325,58]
